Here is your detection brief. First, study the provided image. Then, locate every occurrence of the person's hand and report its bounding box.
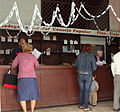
[96,61,103,66]
[95,89,98,92]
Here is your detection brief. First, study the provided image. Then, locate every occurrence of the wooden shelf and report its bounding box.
[41,40,59,42]
[50,51,76,54]
[0,30,80,65]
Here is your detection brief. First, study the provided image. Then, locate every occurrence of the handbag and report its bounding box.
[3,67,17,89]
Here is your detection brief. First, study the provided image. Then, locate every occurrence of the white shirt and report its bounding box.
[111,52,120,77]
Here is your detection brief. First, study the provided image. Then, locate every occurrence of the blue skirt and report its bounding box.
[17,78,40,101]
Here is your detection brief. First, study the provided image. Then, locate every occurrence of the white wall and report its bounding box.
[109,0,120,32]
[0,0,41,25]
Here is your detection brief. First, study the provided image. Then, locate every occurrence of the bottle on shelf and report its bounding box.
[46,48,51,55]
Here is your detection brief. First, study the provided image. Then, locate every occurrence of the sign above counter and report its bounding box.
[0,24,120,37]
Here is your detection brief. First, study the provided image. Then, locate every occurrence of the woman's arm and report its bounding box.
[34,57,39,68]
[11,55,19,68]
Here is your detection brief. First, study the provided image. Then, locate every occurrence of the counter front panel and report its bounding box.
[0,65,113,111]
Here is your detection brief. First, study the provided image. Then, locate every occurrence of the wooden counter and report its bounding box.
[0,65,113,111]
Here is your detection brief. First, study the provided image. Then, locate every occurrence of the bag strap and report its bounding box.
[8,66,12,74]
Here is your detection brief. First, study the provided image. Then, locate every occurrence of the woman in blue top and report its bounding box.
[75,44,97,111]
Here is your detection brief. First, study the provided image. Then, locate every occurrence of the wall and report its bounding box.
[81,36,106,45]
[0,0,119,32]
[109,0,120,32]
[0,0,41,25]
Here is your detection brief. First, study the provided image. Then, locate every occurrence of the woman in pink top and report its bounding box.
[12,43,40,112]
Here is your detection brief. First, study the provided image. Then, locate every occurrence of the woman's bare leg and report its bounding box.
[30,100,36,112]
[20,101,27,112]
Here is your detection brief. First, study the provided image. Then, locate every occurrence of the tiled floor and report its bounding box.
[32,100,114,112]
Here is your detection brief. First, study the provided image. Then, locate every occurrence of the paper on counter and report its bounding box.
[32,48,42,59]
